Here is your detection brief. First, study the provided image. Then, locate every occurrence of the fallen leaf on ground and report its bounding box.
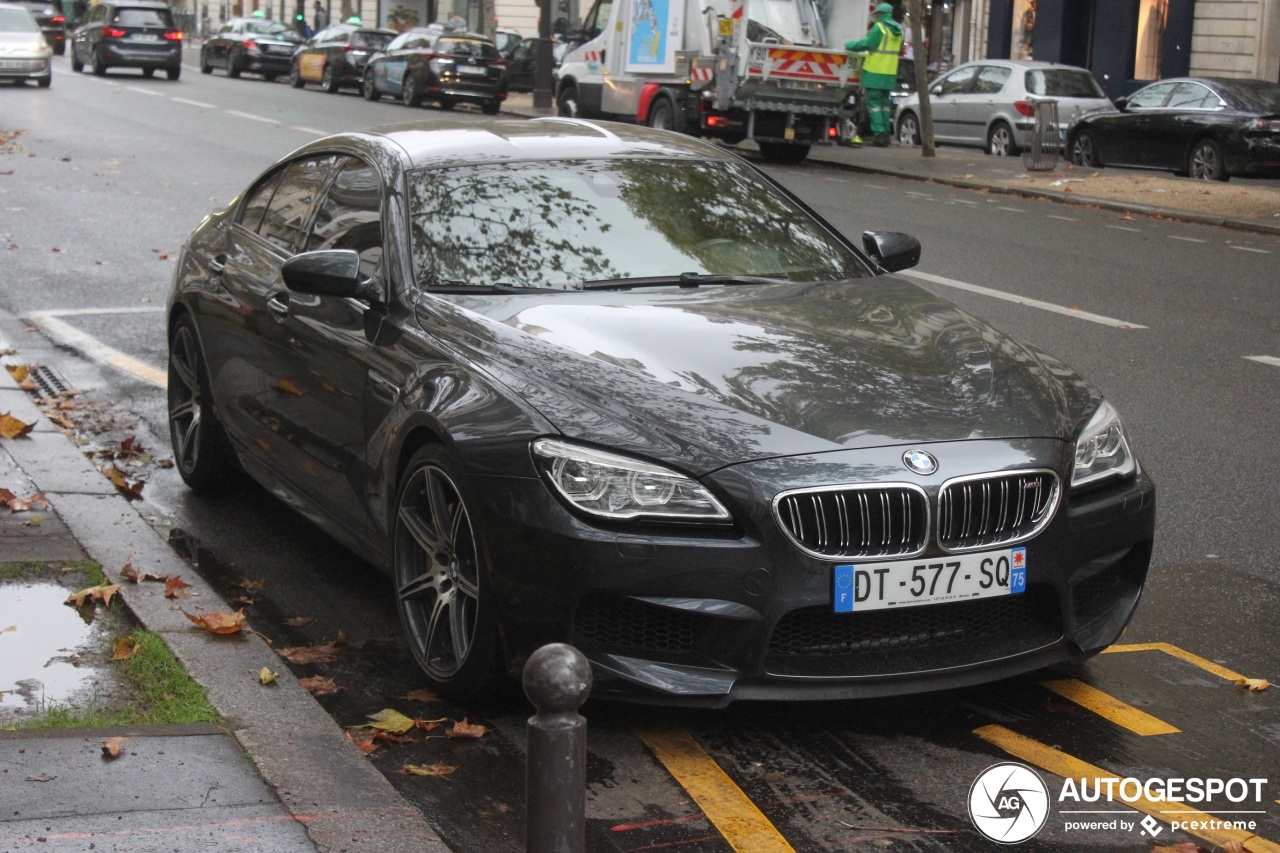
[1,625,15,636]
[233,577,266,592]
[1234,677,1270,691]
[101,737,131,758]
[4,363,29,383]
[120,558,166,584]
[0,412,35,439]
[403,688,440,703]
[271,379,304,396]
[65,584,121,609]
[448,719,486,739]
[285,616,314,627]
[21,514,42,528]
[373,730,416,745]
[346,729,379,754]
[181,608,247,635]
[416,717,447,733]
[163,576,193,599]
[26,773,56,782]
[101,464,145,500]
[402,762,457,777]
[298,675,340,695]
[258,667,279,685]
[278,641,339,664]
[112,636,140,660]
[356,708,416,735]
[3,490,48,512]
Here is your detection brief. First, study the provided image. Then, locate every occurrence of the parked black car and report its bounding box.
[11,0,63,54]
[362,27,506,113]
[289,22,393,92]
[166,119,1154,706]
[503,36,566,93]
[1068,76,1280,181]
[200,16,302,80]
[70,0,181,79]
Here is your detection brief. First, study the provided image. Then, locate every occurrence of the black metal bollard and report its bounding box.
[523,643,593,853]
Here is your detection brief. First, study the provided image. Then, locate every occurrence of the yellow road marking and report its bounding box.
[28,310,168,389]
[1102,642,1245,682]
[975,725,1280,853]
[634,725,795,853]
[1040,679,1180,736]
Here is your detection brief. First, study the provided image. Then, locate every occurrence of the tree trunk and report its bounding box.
[906,0,934,157]
[481,0,494,39]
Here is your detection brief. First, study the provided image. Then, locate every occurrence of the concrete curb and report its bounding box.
[0,309,449,853]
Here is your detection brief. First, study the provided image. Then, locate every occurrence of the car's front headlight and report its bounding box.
[1071,400,1136,489]
[532,438,731,522]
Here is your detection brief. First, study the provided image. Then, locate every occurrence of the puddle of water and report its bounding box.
[0,582,104,714]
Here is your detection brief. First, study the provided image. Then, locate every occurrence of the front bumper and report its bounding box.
[0,56,51,79]
[473,439,1156,707]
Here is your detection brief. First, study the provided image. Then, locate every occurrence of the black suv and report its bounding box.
[12,0,64,54]
[289,22,393,92]
[70,0,182,79]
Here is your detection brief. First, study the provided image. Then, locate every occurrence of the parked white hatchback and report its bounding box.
[894,60,1113,156]
[0,1,52,87]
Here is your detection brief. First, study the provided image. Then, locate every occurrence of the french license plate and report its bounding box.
[459,64,485,75]
[833,547,1026,613]
[132,33,161,42]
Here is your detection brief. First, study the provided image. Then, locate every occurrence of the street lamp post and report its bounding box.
[532,0,553,109]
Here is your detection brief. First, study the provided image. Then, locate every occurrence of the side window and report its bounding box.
[258,156,340,253]
[307,157,383,278]
[937,66,977,96]
[972,65,1012,95]
[582,0,611,40]
[1126,81,1177,109]
[238,169,285,233]
[1167,82,1221,110]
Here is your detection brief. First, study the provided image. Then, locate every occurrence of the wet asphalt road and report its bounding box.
[2,52,1279,852]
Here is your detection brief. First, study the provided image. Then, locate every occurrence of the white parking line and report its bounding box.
[1230,246,1271,254]
[1168,235,1207,243]
[905,191,934,198]
[1244,356,1280,368]
[1047,215,1078,222]
[226,110,281,124]
[124,86,162,96]
[289,126,329,135]
[28,308,167,388]
[902,270,1147,329]
[950,199,978,206]
[863,183,889,190]
[1106,225,1142,233]
[172,97,216,108]
[997,206,1025,213]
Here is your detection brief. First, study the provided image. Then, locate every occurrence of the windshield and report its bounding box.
[407,159,867,291]
[245,19,293,35]
[351,30,392,49]
[115,7,175,27]
[0,7,40,30]
[1026,69,1105,98]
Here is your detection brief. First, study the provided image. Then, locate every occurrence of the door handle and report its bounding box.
[208,253,226,274]
[267,293,290,321]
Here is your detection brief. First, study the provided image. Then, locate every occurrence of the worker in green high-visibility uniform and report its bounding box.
[845,3,903,147]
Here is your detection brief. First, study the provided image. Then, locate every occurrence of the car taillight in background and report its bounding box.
[51,14,64,23]
[244,37,258,50]
[103,26,126,37]
[1013,100,1037,117]
[164,30,183,40]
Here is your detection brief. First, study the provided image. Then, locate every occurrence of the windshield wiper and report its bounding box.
[582,273,792,291]
[420,280,559,294]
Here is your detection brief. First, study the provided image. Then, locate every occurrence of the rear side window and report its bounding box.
[114,7,175,27]
[972,66,1011,94]
[1166,82,1222,110]
[351,30,392,49]
[239,170,284,233]
[1026,69,1105,98]
[258,156,340,253]
[436,37,499,59]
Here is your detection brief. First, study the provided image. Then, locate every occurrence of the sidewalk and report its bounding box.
[500,92,1280,237]
[0,310,448,852]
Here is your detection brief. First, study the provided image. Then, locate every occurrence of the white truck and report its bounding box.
[555,0,870,163]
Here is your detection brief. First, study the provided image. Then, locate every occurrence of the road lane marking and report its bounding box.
[172,97,216,108]
[1230,246,1271,254]
[997,206,1025,213]
[1168,235,1207,243]
[974,725,1280,853]
[950,199,978,206]
[1105,225,1142,233]
[902,270,1148,329]
[27,309,167,389]
[123,86,162,96]
[1039,679,1180,736]
[634,725,795,853]
[226,110,281,124]
[289,126,329,135]
[863,183,889,190]
[1245,356,1280,368]
[1047,214,1078,222]
[1101,642,1245,681]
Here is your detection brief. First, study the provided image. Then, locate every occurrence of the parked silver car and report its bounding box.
[895,60,1112,156]
[0,1,52,86]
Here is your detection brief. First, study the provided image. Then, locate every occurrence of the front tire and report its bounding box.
[986,120,1019,156]
[321,61,339,92]
[897,111,921,146]
[71,48,84,72]
[362,71,380,100]
[1070,128,1100,166]
[91,50,106,76]
[481,99,500,115]
[394,446,500,701]
[167,65,180,81]
[401,74,420,106]
[289,60,304,87]
[1189,138,1228,181]
[200,51,212,73]
[228,58,241,78]
[168,316,238,494]
[556,82,579,118]
[646,96,679,132]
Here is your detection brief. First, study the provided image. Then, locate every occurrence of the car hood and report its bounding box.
[421,277,1097,473]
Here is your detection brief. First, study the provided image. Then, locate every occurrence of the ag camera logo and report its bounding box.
[969,762,1050,843]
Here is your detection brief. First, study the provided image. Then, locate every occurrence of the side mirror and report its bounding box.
[1114,96,1128,111]
[282,249,380,300]
[862,231,921,273]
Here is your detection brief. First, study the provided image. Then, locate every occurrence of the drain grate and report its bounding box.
[29,364,72,399]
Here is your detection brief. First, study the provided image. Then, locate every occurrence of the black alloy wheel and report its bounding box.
[228,55,242,77]
[1070,128,1100,166]
[401,73,419,106]
[393,446,499,700]
[71,47,83,72]
[646,97,675,130]
[897,112,920,145]
[200,50,212,73]
[167,65,180,81]
[556,83,579,118]
[362,71,380,100]
[987,120,1019,156]
[91,49,106,75]
[289,60,304,87]
[321,61,339,92]
[1189,138,1228,181]
[167,316,237,493]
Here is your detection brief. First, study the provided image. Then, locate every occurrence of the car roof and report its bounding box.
[356,118,739,170]
[954,59,1092,72]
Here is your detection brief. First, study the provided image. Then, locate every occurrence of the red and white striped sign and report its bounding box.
[582,49,603,63]
[690,66,713,81]
[751,47,848,82]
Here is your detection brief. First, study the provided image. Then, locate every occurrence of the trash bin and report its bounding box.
[1021,98,1060,171]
